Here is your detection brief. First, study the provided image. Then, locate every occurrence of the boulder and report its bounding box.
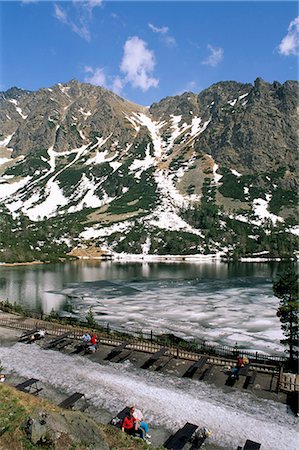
[22,408,109,449]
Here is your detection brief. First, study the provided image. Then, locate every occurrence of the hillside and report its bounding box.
[0,78,298,262]
[0,383,155,450]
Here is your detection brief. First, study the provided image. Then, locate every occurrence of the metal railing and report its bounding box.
[0,313,287,368]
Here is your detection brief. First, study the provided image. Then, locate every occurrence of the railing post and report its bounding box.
[106,322,110,334]
[150,330,153,343]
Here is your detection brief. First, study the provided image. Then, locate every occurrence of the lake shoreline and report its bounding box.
[0,252,288,266]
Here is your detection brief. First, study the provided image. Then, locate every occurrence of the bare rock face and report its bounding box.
[22,409,109,450]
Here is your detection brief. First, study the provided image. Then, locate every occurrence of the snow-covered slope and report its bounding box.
[0,79,297,262]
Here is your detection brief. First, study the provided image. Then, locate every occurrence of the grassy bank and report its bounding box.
[0,384,158,450]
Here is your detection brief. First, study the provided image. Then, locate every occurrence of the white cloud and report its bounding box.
[148,23,169,34]
[202,44,224,67]
[120,36,159,91]
[112,76,124,95]
[84,67,107,87]
[53,1,102,42]
[84,65,94,73]
[278,16,299,56]
[148,22,176,47]
[54,4,67,24]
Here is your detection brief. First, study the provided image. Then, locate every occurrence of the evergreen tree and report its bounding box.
[86,307,97,328]
[273,268,299,368]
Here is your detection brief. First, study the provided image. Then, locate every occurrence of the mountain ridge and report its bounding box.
[0,77,297,262]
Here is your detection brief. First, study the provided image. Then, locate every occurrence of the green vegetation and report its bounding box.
[0,385,158,449]
[149,230,203,255]
[0,207,93,263]
[218,173,246,201]
[107,169,157,215]
[0,384,57,450]
[4,148,50,177]
[273,268,299,368]
[85,307,97,328]
[56,165,86,194]
[269,188,298,215]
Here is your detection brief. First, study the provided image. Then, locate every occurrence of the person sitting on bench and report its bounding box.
[82,332,91,343]
[30,330,46,343]
[121,408,136,436]
[132,407,151,442]
[230,355,244,380]
[86,333,97,353]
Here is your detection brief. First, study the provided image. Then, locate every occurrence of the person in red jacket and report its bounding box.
[90,333,97,346]
[121,408,136,436]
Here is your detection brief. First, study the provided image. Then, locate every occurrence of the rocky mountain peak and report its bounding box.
[0,78,297,262]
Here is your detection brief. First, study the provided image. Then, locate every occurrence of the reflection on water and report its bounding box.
[0,260,289,352]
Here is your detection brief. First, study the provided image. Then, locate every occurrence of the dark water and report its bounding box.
[0,260,290,352]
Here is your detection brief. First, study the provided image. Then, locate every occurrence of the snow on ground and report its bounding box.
[190,116,202,136]
[238,92,249,100]
[78,129,86,140]
[79,107,92,119]
[129,144,155,178]
[213,163,223,183]
[228,98,237,107]
[8,99,27,119]
[0,176,32,202]
[25,179,68,221]
[147,203,204,237]
[85,136,114,165]
[131,112,166,158]
[253,194,284,225]
[68,176,114,213]
[58,83,70,96]
[0,157,11,166]
[231,169,242,177]
[0,344,297,450]
[0,133,14,147]
[80,220,133,240]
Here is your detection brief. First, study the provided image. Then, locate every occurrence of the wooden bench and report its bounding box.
[15,378,42,395]
[243,439,261,450]
[183,356,208,378]
[44,332,70,349]
[58,392,85,409]
[104,342,128,361]
[56,339,73,350]
[238,364,250,377]
[164,422,198,449]
[18,329,38,342]
[243,371,257,390]
[199,363,213,381]
[141,347,167,369]
[109,406,130,427]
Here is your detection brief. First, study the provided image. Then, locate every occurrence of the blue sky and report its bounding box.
[1,1,298,105]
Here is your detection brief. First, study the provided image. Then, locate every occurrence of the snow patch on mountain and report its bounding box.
[25,179,68,221]
[0,134,14,147]
[68,174,114,213]
[8,99,27,119]
[79,108,92,119]
[231,169,242,177]
[129,144,155,178]
[0,176,32,201]
[147,204,204,237]
[213,163,223,183]
[81,220,132,240]
[253,195,284,225]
